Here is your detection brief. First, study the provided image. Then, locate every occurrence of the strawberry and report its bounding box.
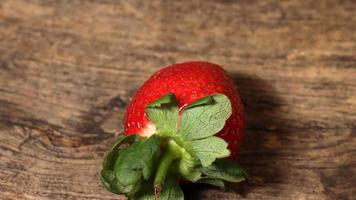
[125,61,245,158]
[101,61,248,200]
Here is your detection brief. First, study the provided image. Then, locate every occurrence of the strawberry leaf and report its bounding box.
[101,93,247,199]
[197,178,225,190]
[177,153,201,182]
[101,135,138,194]
[110,134,137,152]
[146,93,179,137]
[114,135,160,187]
[100,170,121,194]
[101,169,136,194]
[130,177,184,200]
[102,135,137,170]
[179,94,232,140]
[200,159,249,183]
[177,94,232,167]
[186,136,230,167]
[155,177,184,200]
[144,93,233,185]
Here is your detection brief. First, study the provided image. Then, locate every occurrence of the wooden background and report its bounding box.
[0,0,355,199]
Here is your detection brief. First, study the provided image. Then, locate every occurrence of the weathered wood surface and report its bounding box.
[0,0,355,199]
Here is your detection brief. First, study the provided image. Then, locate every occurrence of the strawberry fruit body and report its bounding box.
[101,61,248,200]
[125,61,245,158]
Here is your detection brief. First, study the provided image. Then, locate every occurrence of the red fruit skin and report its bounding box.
[124,61,245,158]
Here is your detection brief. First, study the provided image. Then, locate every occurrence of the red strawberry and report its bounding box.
[125,61,245,158]
[101,61,248,200]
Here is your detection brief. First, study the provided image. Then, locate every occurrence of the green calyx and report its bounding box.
[101,93,248,200]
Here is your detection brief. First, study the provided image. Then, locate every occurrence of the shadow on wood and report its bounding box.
[232,72,286,196]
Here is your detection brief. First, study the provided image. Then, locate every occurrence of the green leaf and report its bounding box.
[157,177,184,200]
[101,134,139,194]
[178,94,232,140]
[146,93,179,137]
[110,134,137,151]
[100,135,148,194]
[127,179,154,200]
[131,177,184,200]
[198,178,225,190]
[176,150,201,182]
[101,93,245,198]
[102,148,120,173]
[101,169,115,184]
[187,136,230,167]
[103,135,137,170]
[178,164,201,182]
[100,171,117,194]
[175,94,232,168]
[200,159,248,183]
[114,135,160,187]
[101,169,134,194]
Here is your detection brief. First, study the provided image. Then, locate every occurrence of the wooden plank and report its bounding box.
[0,0,355,199]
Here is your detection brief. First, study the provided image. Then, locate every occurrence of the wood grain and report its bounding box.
[0,0,355,199]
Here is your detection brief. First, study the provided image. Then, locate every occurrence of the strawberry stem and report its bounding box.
[154,139,182,194]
